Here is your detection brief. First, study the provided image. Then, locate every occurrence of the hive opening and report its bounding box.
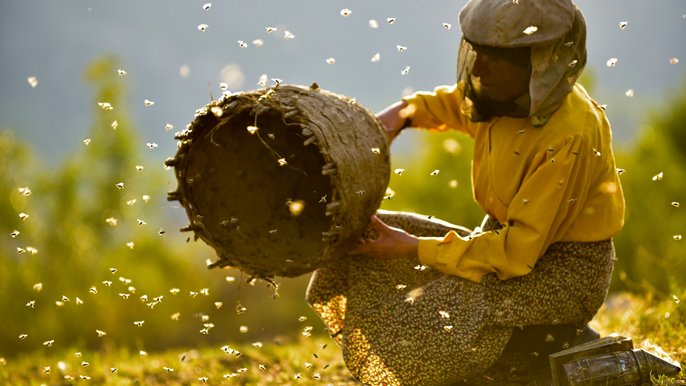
[182,108,332,276]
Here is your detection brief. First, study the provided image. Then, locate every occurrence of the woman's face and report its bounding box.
[470,44,531,102]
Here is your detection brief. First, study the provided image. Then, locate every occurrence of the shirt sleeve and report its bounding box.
[417,135,592,282]
[402,84,471,135]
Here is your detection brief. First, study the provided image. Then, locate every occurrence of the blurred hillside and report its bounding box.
[0,58,322,358]
[1,55,684,359]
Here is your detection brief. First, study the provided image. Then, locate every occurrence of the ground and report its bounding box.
[1,293,683,385]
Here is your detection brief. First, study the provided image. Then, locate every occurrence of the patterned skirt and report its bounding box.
[306,210,615,386]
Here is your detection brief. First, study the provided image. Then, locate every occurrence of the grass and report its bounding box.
[1,292,683,386]
[0,335,356,386]
[590,292,685,385]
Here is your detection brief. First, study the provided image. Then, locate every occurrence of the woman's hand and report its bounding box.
[347,215,419,259]
[376,100,411,143]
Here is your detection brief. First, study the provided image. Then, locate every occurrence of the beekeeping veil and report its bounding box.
[457,0,587,126]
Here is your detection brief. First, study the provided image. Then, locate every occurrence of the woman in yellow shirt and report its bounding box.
[363,84,624,282]
[307,0,625,384]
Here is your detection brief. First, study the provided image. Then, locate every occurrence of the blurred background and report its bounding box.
[1,0,684,358]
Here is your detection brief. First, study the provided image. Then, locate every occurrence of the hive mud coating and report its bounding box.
[166,84,390,278]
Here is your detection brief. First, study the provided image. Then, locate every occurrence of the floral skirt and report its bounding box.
[306,211,615,386]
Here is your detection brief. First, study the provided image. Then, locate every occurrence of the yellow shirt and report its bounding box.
[403,83,625,282]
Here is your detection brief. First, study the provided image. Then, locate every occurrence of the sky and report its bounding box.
[0,0,685,163]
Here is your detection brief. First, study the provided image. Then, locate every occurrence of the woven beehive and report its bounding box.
[166,84,390,278]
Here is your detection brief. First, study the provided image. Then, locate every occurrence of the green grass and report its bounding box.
[1,292,683,386]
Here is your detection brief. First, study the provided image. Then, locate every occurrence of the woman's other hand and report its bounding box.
[347,215,419,259]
